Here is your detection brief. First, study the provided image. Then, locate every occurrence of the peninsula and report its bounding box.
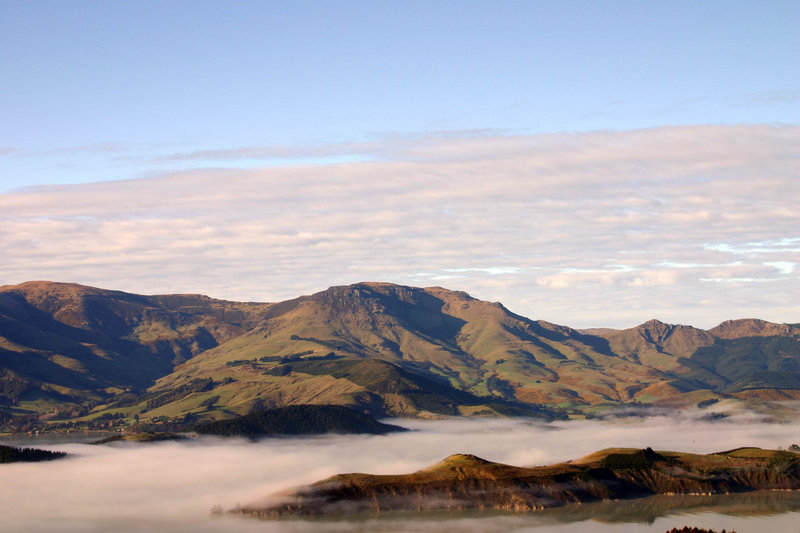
[232,447,800,518]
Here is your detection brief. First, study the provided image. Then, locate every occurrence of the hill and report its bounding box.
[0,281,271,415]
[194,404,406,437]
[232,447,800,517]
[1,280,799,428]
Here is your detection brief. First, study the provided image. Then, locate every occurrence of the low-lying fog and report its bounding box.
[3,404,800,532]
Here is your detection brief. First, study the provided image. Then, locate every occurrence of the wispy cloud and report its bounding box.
[733,89,800,107]
[44,142,134,155]
[147,141,383,163]
[654,90,800,119]
[1,124,798,328]
[140,129,514,163]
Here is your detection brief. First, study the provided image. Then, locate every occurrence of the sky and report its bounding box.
[1,1,798,328]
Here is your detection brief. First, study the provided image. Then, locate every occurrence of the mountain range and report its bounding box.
[1,281,799,427]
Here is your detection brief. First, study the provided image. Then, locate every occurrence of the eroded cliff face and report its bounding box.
[232,448,800,518]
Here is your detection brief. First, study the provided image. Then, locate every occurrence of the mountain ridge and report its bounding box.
[1,280,798,427]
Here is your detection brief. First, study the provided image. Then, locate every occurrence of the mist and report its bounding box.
[2,409,800,532]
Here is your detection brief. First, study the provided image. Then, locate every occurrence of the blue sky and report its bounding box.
[1,1,798,327]
[2,1,797,188]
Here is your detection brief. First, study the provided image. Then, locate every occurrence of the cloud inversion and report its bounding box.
[2,411,800,532]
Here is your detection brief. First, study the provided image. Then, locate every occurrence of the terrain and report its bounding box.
[1,280,799,430]
[0,281,270,419]
[233,447,800,518]
[194,404,405,438]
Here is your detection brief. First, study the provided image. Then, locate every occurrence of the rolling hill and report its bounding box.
[232,447,800,517]
[1,280,799,427]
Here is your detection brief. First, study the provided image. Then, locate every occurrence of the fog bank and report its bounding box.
[2,411,800,532]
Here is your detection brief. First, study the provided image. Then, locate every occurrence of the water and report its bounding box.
[2,413,800,532]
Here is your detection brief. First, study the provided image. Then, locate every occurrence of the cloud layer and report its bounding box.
[2,412,800,532]
[1,124,798,328]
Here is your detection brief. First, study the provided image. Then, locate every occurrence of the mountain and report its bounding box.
[1,280,799,428]
[598,319,716,371]
[0,281,271,415]
[141,282,663,419]
[709,319,798,339]
[231,447,800,517]
[589,318,800,400]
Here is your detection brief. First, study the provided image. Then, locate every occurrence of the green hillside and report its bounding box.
[1,280,799,431]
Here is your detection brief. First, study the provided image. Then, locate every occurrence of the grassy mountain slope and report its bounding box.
[599,319,716,371]
[0,281,271,414]
[146,283,669,417]
[139,285,800,418]
[589,319,800,397]
[2,280,799,425]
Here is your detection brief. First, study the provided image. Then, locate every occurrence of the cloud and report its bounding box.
[45,142,133,155]
[765,261,796,275]
[138,129,513,164]
[0,124,798,328]
[733,89,800,107]
[1,412,799,532]
[148,141,383,163]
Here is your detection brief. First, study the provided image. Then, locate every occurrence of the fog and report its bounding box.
[3,409,800,532]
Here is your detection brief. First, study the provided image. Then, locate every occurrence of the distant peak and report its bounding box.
[714,318,770,329]
[4,280,89,291]
[443,453,489,463]
[641,319,669,328]
[424,286,475,299]
[638,319,699,332]
[321,281,409,295]
[0,280,108,299]
[424,454,494,472]
[710,318,794,339]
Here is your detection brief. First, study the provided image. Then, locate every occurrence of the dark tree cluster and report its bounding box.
[600,448,666,470]
[0,444,67,463]
[667,526,736,533]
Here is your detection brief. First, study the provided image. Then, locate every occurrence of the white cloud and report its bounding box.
[1,414,800,532]
[765,261,796,275]
[0,124,798,328]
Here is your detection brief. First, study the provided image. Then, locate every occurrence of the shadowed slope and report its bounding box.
[0,281,271,412]
[194,404,406,437]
